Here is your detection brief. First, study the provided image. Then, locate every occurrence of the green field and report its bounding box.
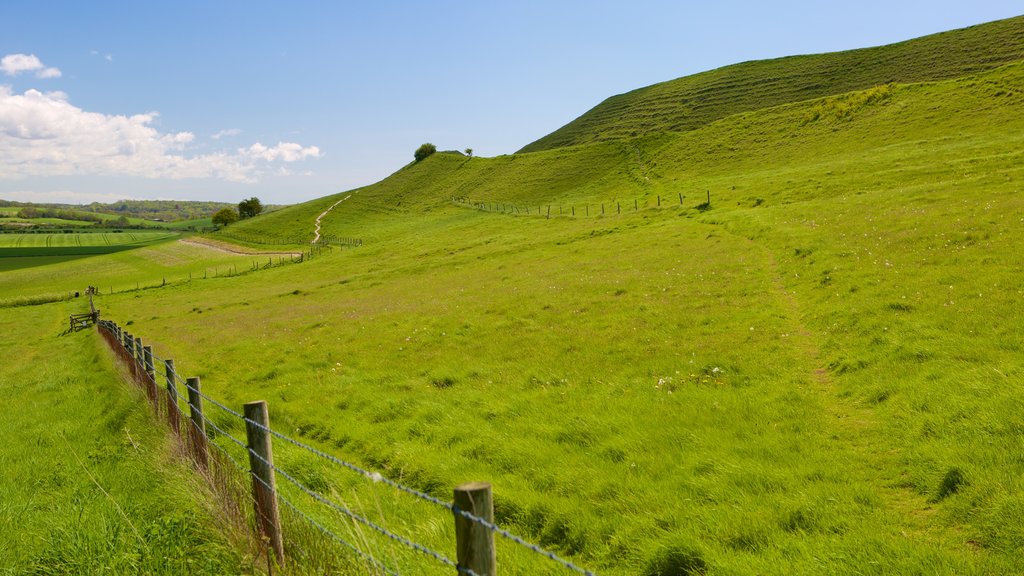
[0,231,179,248]
[0,231,182,272]
[2,19,1023,576]
[0,239,279,305]
[0,304,247,573]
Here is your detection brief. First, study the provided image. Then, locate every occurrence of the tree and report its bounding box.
[212,207,239,227]
[465,148,473,158]
[238,197,263,219]
[414,142,436,162]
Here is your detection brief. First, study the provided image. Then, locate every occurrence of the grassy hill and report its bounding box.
[59,61,1022,574]
[519,15,1024,152]
[2,21,1023,576]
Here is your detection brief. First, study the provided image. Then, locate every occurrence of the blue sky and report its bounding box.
[1,1,1020,205]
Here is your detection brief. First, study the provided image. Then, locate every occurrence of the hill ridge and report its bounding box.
[519,15,1024,153]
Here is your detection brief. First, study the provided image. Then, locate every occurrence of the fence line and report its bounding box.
[213,230,363,249]
[451,191,711,219]
[95,316,596,576]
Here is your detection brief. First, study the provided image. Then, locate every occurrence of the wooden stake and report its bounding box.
[143,345,158,410]
[244,400,285,567]
[165,359,180,437]
[454,482,496,576]
[186,377,209,471]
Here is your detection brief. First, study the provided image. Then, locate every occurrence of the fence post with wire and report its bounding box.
[93,316,599,576]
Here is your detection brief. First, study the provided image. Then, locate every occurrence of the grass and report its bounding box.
[0,239,274,304]
[0,230,180,250]
[520,15,1024,152]
[1,27,1022,576]
[0,302,248,574]
[46,62,1019,573]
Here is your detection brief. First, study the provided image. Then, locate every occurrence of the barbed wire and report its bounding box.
[244,415,596,575]
[245,446,474,576]
[257,466,401,576]
[98,318,598,576]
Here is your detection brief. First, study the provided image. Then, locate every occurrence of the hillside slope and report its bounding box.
[78,62,1024,574]
[519,15,1024,152]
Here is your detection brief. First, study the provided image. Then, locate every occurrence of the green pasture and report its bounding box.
[1,27,1023,575]
[0,239,275,304]
[0,303,246,573]
[50,63,1020,574]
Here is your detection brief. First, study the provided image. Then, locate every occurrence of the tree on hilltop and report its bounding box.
[238,197,263,219]
[414,143,436,162]
[212,207,239,227]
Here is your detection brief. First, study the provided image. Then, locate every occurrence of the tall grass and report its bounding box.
[0,303,246,574]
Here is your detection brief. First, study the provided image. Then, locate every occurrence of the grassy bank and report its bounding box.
[0,302,247,574]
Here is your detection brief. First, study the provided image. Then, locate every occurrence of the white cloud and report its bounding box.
[0,87,321,183]
[1,54,62,78]
[212,128,242,140]
[243,142,321,162]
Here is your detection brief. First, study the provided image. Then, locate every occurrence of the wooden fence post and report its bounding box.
[165,359,180,437]
[125,334,135,377]
[454,482,496,576]
[244,400,286,567]
[143,345,158,410]
[186,377,209,471]
[144,344,157,407]
[134,337,143,368]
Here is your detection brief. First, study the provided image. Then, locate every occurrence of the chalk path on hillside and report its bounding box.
[312,194,353,243]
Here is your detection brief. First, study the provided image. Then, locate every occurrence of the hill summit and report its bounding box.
[519,15,1024,153]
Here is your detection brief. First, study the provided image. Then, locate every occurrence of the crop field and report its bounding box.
[0,230,179,249]
[0,239,276,303]
[0,231,183,273]
[2,23,1023,576]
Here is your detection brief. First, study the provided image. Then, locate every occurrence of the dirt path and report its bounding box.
[312,194,353,243]
[179,237,302,257]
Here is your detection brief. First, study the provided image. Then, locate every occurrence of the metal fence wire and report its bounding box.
[96,318,597,576]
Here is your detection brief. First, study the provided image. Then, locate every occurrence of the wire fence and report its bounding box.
[95,316,597,576]
[452,191,711,219]
[212,229,363,248]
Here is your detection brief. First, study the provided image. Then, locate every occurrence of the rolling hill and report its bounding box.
[519,15,1024,152]
[3,16,1023,576]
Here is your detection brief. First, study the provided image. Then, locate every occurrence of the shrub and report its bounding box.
[414,143,437,162]
[212,208,239,227]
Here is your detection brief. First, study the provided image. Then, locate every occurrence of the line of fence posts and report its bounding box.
[454,192,700,219]
[95,318,502,575]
